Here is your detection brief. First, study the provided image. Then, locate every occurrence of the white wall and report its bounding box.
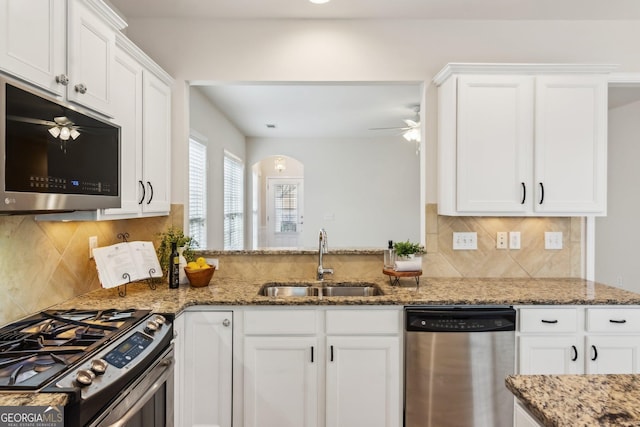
[189,87,246,249]
[247,136,420,248]
[596,98,640,292]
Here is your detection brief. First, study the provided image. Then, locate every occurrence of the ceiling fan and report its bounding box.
[368,106,421,142]
[8,115,82,141]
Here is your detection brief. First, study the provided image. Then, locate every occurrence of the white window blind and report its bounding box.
[189,138,207,249]
[224,150,244,250]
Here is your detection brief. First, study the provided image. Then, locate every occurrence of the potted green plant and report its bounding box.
[156,226,197,276]
[393,240,425,259]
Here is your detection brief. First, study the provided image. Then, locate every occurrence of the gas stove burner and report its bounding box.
[0,308,150,391]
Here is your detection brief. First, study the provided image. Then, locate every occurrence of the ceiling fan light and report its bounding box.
[70,129,81,140]
[59,126,71,141]
[48,126,61,138]
[403,128,420,142]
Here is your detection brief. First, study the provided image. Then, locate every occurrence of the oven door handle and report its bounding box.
[105,357,174,427]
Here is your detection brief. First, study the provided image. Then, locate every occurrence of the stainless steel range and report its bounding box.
[0,308,174,427]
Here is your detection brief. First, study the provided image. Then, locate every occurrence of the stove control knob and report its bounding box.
[145,320,159,334]
[153,314,166,325]
[91,359,108,375]
[76,369,96,386]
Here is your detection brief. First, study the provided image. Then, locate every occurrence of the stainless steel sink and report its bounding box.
[259,282,383,297]
[261,286,320,297]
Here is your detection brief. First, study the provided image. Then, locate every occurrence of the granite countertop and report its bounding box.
[4,276,640,408]
[507,374,640,427]
[50,276,640,314]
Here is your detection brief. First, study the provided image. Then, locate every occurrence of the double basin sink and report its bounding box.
[260,282,383,297]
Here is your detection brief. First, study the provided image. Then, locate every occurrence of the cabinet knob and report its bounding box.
[55,74,69,86]
[75,83,88,94]
[223,319,231,327]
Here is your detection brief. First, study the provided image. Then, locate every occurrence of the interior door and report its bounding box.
[266,178,304,248]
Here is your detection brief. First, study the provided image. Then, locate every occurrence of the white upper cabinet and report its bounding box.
[435,63,614,216]
[0,0,66,96]
[66,0,116,116]
[0,0,124,117]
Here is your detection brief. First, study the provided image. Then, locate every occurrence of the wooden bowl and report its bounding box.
[184,266,215,287]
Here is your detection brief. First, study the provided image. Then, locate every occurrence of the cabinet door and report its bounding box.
[183,311,233,427]
[518,336,582,374]
[173,314,185,427]
[244,336,319,427]
[586,336,640,374]
[325,336,401,427]
[534,75,608,214]
[67,0,115,116]
[0,0,66,96]
[456,75,534,213]
[141,72,171,214]
[101,45,143,218]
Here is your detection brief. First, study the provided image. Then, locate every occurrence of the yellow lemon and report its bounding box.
[187,261,199,269]
[200,263,210,269]
[196,257,207,267]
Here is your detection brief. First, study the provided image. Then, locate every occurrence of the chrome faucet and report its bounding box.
[317,228,333,281]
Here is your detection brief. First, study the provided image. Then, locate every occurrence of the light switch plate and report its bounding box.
[496,232,508,249]
[453,232,477,250]
[509,232,521,249]
[544,232,563,250]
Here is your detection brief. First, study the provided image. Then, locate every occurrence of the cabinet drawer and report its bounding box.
[519,308,578,333]
[325,309,400,335]
[586,308,640,333]
[244,310,317,335]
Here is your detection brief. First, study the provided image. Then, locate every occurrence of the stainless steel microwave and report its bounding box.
[1,76,120,214]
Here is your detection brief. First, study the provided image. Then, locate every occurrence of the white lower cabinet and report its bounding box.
[517,306,640,375]
[244,336,319,427]
[514,402,543,427]
[325,336,400,427]
[241,307,402,427]
[181,310,233,427]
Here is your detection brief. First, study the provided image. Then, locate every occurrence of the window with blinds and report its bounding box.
[224,150,244,250]
[189,138,207,248]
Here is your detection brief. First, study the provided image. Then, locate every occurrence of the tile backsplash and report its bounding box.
[0,206,183,326]
[0,203,582,326]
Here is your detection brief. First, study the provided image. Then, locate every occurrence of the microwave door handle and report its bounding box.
[138,181,145,205]
[146,181,154,204]
[104,357,174,427]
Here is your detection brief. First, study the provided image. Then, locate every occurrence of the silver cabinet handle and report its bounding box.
[223,318,231,327]
[55,74,69,86]
[75,83,87,94]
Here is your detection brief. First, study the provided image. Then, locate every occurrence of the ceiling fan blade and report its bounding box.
[403,119,419,128]
[7,115,56,127]
[368,126,412,131]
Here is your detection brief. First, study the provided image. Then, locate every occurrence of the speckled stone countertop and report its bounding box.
[50,276,640,313]
[507,374,640,427]
[4,277,640,408]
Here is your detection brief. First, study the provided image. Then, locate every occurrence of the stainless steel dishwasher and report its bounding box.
[404,306,516,427]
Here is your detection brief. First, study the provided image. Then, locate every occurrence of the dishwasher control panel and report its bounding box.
[405,307,516,332]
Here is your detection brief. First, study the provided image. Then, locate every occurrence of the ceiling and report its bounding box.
[107,0,640,138]
[106,0,640,20]
[195,83,422,138]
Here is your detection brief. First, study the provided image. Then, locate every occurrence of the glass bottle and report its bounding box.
[168,242,180,289]
[384,240,396,269]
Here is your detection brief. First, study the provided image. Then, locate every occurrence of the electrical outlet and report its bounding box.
[453,232,477,250]
[89,236,98,259]
[544,232,563,250]
[509,231,521,250]
[496,232,508,249]
[207,258,219,270]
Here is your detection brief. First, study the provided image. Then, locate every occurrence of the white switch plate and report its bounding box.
[509,231,521,249]
[544,232,563,250]
[496,232,508,249]
[89,236,97,259]
[453,232,477,250]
